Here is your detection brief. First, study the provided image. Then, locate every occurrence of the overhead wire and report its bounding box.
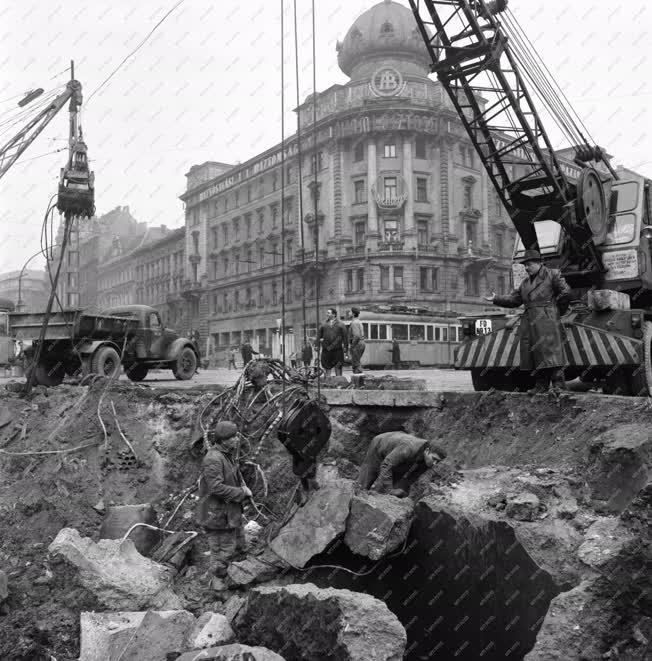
[86,0,186,105]
[280,0,287,420]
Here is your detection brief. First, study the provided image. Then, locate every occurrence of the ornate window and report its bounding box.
[354,179,366,204]
[353,140,365,162]
[383,143,396,158]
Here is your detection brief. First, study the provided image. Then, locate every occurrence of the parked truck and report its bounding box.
[10,304,199,387]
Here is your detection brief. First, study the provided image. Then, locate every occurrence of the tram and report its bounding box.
[356,305,463,368]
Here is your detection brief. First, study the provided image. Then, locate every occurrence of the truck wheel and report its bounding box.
[628,321,652,397]
[91,346,121,379]
[173,347,197,380]
[125,363,149,382]
[471,368,491,391]
[32,362,65,387]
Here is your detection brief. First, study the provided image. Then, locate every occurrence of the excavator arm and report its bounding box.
[0,80,82,181]
[408,0,608,285]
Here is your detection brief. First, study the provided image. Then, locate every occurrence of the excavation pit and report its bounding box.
[0,383,649,660]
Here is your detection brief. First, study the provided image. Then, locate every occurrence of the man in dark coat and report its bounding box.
[240,340,259,366]
[486,249,572,394]
[357,432,447,497]
[196,421,252,577]
[301,341,313,368]
[318,308,348,376]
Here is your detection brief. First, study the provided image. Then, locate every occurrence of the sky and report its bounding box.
[0,0,650,274]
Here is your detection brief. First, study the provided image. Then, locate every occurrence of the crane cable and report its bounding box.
[311,0,321,398]
[293,0,308,349]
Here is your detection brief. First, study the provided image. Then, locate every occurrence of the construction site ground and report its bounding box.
[0,376,650,660]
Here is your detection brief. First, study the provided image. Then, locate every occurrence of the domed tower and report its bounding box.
[336,0,432,83]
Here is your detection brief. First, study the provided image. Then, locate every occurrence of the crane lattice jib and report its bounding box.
[0,80,81,181]
[408,0,593,256]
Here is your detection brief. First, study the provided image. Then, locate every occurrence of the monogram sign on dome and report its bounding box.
[369,67,406,97]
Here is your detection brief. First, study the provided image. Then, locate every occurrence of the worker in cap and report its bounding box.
[357,432,447,497]
[485,248,571,394]
[348,306,366,374]
[196,420,252,578]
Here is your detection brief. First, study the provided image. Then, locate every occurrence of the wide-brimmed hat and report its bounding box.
[518,249,542,264]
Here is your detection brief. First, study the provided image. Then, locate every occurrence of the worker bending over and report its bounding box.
[195,421,252,577]
[356,431,446,497]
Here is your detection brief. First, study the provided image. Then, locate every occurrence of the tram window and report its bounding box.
[442,327,449,341]
[435,327,441,341]
[362,323,369,337]
[450,327,457,342]
[379,324,388,340]
[370,324,379,340]
[427,325,433,341]
[410,324,425,341]
[391,324,408,341]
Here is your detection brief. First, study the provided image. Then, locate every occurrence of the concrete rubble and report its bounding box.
[187,611,236,649]
[173,643,287,661]
[235,583,407,661]
[48,528,183,610]
[269,479,355,568]
[343,491,414,560]
[505,491,541,521]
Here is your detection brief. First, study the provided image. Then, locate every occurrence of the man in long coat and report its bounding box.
[486,249,571,393]
[318,308,348,376]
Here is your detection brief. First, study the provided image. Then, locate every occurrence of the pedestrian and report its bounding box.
[196,420,252,578]
[227,346,237,370]
[484,249,571,394]
[356,432,447,498]
[389,339,401,369]
[289,350,297,368]
[301,341,313,368]
[348,307,366,374]
[318,308,348,377]
[240,339,259,366]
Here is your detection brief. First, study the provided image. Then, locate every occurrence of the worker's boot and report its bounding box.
[527,377,549,395]
[549,369,566,396]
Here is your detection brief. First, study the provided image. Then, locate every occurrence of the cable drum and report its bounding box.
[576,167,608,245]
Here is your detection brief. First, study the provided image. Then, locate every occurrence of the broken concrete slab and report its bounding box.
[577,517,636,569]
[114,610,196,661]
[235,583,406,661]
[586,423,651,514]
[226,549,287,587]
[505,492,541,521]
[187,612,235,649]
[269,479,354,568]
[173,643,286,661]
[343,491,414,560]
[48,528,182,610]
[79,610,194,661]
[217,594,247,624]
[99,503,161,557]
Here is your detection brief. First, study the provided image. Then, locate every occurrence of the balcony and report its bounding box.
[371,176,408,210]
[378,241,405,252]
[345,245,366,255]
[417,244,438,254]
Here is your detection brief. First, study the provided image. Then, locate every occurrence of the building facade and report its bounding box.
[179,0,522,358]
[0,269,48,312]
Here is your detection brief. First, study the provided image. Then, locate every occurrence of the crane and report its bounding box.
[408,0,652,395]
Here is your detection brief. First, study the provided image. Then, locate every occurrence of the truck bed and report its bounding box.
[9,309,139,342]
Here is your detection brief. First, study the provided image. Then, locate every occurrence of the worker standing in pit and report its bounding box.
[356,432,447,497]
[484,249,571,394]
[196,421,252,578]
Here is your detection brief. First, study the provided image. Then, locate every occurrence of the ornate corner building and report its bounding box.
[177,0,586,358]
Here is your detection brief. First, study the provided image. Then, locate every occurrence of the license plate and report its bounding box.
[475,319,492,335]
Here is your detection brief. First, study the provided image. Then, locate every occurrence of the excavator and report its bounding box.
[408,0,652,396]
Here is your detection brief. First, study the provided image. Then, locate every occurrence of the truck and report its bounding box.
[10,305,199,386]
[409,0,652,396]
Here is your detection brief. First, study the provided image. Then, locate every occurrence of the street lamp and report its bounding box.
[16,245,60,312]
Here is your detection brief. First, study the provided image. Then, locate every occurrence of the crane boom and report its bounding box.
[408,0,607,284]
[0,80,82,181]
